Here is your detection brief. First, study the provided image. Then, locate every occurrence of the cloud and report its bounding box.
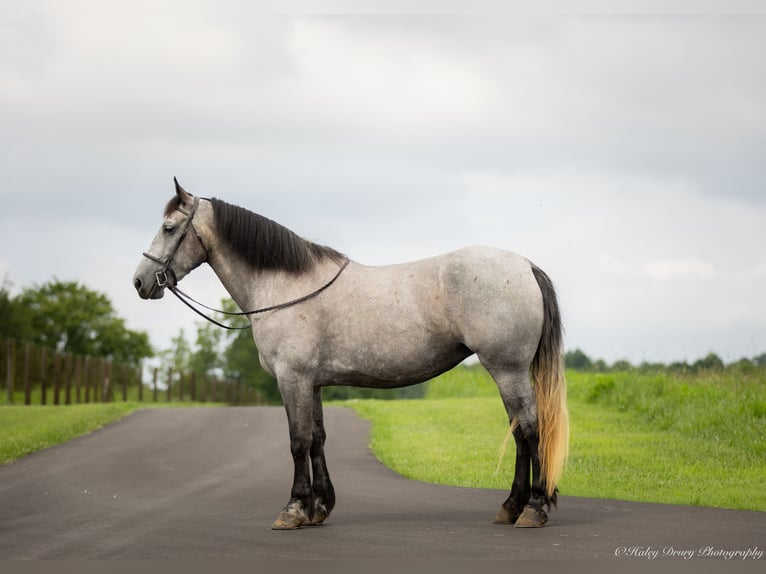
[643,259,717,280]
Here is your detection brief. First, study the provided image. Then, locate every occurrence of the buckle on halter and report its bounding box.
[155,270,170,288]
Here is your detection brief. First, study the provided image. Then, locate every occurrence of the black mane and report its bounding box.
[210,198,345,274]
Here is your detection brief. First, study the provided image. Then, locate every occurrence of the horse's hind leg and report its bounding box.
[486,363,551,527]
[493,424,531,524]
[309,387,335,525]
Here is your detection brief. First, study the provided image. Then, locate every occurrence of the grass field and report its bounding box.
[0,400,226,465]
[345,365,766,511]
[0,403,141,465]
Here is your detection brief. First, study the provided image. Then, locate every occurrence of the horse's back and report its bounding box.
[326,246,544,375]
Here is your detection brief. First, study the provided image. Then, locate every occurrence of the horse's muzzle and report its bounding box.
[133,274,166,300]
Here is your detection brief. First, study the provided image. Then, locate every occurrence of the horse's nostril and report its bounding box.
[134,278,142,291]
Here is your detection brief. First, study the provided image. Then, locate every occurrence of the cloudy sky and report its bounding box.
[2,2,765,365]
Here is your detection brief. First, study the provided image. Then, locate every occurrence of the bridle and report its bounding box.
[142,196,350,330]
[142,196,202,293]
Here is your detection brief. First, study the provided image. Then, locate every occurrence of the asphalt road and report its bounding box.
[0,407,763,560]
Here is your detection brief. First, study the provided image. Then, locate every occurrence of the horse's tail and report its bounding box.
[530,263,569,501]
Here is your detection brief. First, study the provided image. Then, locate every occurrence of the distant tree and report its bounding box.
[565,348,593,371]
[729,357,757,374]
[753,352,766,367]
[158,328,192,377]
[667,361,691,374]
[591,359,608,372]
[16,279,152,362]
[610,359,633,372]
[190,321,223,378]
[0,279,33,341]
[638,362,665,373]
[692,352,725,372]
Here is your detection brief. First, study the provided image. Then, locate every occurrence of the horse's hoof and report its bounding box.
[514,505,548,528]
[309,502,329,525]
[271,503,309,530]
[309,498,330,525]
[493,506,518,524]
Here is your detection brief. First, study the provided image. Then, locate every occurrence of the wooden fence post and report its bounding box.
[23,342,32,406]
[91,358,99,403]
[91,356,98,403]
[40,346,48,406]
[64,353,72,405]
[75,355,83,404]
[152,367,158,402]
[83,356,90,403]
[102,360,111,403]
[53,352,61,406]
[121,363,128,402]
[5,339,14,404]
[166,368,172,403]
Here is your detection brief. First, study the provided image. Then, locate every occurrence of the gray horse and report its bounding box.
[133,180,569,529]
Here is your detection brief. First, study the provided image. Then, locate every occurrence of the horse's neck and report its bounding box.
[193,208,264,313]
[198,207,338,317]
[205,249,261,313]
[203,231,330,318]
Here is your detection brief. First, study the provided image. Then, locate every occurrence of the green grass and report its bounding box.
[0,399,228,465]
[0,403,141,465]
[343,366,766,511]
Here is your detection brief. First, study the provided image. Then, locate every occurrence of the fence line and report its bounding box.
[1,337,263,406]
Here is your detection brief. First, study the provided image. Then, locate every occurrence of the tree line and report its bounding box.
[564,348,766,374]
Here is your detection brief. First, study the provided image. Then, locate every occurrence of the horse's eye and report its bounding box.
[163,224,175,235]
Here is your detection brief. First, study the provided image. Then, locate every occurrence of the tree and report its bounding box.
[14,279,152,362]
[0,278,33,341]
[158,328,192,380]
[565,348,593,371]
[692,352,724,372]
[610,359,633,372]
[190,321,223,378]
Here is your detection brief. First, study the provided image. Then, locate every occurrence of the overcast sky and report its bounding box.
[2,2,765,365]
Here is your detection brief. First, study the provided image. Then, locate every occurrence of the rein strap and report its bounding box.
[168,258,351,330]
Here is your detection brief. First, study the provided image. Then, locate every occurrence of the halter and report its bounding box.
[142,196,350,330]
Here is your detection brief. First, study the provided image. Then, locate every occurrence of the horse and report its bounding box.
[133,179,569,529]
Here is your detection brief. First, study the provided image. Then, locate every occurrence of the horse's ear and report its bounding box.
[173,177,192,203]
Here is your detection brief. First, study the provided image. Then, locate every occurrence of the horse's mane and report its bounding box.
[209,198,345,274]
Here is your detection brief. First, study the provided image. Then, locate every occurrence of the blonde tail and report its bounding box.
[530,264,569,499]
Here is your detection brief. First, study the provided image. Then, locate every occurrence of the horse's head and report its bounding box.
[133,179,208,300]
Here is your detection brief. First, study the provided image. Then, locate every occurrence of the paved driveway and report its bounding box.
[0,407,762,559]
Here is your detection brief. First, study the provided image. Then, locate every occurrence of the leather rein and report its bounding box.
[142,197,350,331]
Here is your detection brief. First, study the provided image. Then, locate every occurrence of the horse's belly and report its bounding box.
[320,341,472,388]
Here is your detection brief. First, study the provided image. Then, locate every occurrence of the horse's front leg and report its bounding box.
[309,386,335,525]
[272,377,315,530]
